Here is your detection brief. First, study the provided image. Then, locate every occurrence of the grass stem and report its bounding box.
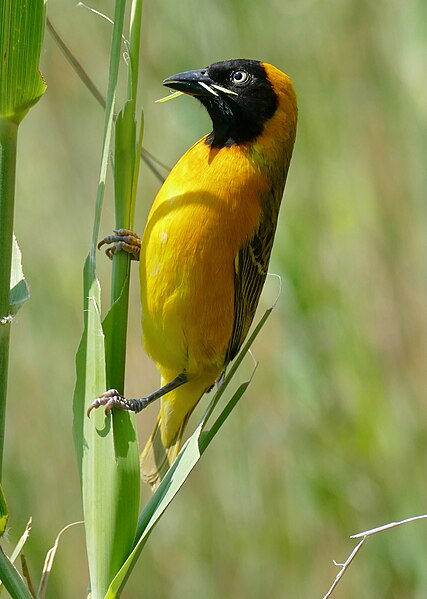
[0,118,18,480]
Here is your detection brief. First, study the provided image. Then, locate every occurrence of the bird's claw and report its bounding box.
[87,388,130,417]
[98,229,141,260]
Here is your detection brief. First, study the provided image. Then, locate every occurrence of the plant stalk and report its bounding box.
[0,118,18,481]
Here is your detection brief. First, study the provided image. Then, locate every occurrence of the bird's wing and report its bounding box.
[226,204,276,363]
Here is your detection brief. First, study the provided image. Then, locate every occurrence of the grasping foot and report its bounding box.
[98,229,141,260]
[87,374,189,418]
[87,389,148,417]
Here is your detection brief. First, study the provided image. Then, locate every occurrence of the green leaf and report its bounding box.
[101,280,140,545]
[104,303,275,597]
[73,1,142,597]
[0,518,32,595]
[9,235,30,315]
[72,258,100,481]
[107,103,135,384]
[0,0,47,124]
[105,379,254,598]
[73,259,139,599]
[0,546,34,599]
[114,102,136,229]
[99,106,141,583]
[0,0,45,482]
[131,109,144,226]
[89,0,127,258]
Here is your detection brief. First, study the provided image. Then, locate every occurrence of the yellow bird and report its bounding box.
[88,59,297,488]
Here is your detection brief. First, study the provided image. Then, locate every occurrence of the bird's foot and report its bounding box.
[87,373,189,418]
[87,389,146,417]
[98,229,141,260]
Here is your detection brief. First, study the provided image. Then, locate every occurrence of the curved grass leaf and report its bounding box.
[104,303,275,598]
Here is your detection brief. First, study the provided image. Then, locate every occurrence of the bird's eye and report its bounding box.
[231,70,249,84]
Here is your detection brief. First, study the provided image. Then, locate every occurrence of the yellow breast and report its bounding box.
[139,136,270,375]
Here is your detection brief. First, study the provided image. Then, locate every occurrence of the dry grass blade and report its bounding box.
[46,17,168,181]
[20,555,36,598]
[322,514,427,598]
[322,537,366,599]
[350,514,427,539]
[9,518,32,565]
[37,521,83,599]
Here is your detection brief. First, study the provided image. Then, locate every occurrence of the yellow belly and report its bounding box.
[139,136,269,378]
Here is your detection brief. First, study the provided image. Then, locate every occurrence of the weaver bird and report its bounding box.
[88,59,297,488]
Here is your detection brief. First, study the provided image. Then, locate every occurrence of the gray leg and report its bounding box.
[87,372,188,417]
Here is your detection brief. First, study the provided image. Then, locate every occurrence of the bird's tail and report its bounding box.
[140,373,213,490]
[140,410,192,489]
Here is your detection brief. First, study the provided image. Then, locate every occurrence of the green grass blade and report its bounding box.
[102,282,140,559]
[0,0,46,124]
[90,0,126,261]
[113,102,136,232]
[106,101,140,432]
[104,303,274,597]
[94,5,146,588]
[131,109,144,226]
[74,259,138,598]
[127,0,143,102]
[0,518,32,595]
[0,0,45,479]
[73,261,107,596]
[105,382,253,598]
[108,103,135,374]
[0,547,34,599]
[73,258,99,481]
[0,118,17,479]
[98,98,141,591]
[73,2,143,596]
[200,303,274,429]
[103,434,201,597]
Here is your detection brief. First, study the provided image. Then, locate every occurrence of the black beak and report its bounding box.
[163,68,215,97]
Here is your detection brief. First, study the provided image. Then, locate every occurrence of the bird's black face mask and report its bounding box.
[163,59,278,147]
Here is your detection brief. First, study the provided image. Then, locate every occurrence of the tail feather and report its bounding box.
[140,371,220,490]
[140,411,192,490]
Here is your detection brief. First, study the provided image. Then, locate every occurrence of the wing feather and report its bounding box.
[226,198,278,363]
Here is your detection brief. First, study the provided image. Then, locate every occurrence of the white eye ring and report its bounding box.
[231,70,249,84]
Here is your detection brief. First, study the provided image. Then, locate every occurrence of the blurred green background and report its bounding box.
[2,0,426,597]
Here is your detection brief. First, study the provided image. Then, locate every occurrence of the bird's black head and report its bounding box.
[163,59,278,148]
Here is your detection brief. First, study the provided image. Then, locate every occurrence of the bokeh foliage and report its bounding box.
[2,0,426,597]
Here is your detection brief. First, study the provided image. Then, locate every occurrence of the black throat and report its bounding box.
[201,96,266,148]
